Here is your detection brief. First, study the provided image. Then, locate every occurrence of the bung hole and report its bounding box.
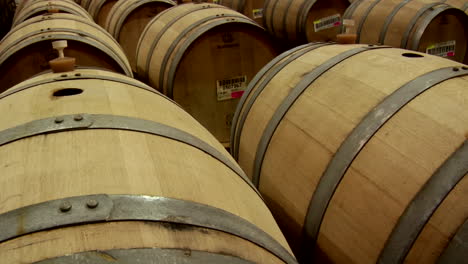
[53,88,83,97]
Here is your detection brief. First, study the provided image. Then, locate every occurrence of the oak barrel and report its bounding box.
[0,13,132,92]
[104,0,176,72]
[231,43,468,263]
[0,68,296,263]
[80,0,90,9]
[342,0,468,63]
[218,0,265,25]
[136,3,278,145]
[87,0,118,27]
[263,0,349,43]
[12,0,92,27]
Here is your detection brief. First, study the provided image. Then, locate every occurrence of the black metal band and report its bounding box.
[297,0,318,42]
[463,3,468,12]
[139,4,213,81]
[0,114,260,197]
[302,66,468,262]
[378,0,412,44]
[35,248,254,264]
[159,13,241,93]
[253,45,388,188]
[437,217,468,264]
[378,141,468,263]
[410,5,453,51]
[400,2,440,49]
[110,0,175,39]
[0,194,296,263]
[230,42,330,159]
[355,0,383,43]
[166,16,261,98]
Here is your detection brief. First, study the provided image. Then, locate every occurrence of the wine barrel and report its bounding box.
[218,0,265,25]
[105,0,175,72]
[426,0,468,14]
[136,3,278,145]
[342,0,468,63]
[0,68,296,264]
[0,13,132,92]
[12,0,92,27]
[231,43,468,263]
[263,0,349,44]
[80,0,90,9]
[87,0,118,27]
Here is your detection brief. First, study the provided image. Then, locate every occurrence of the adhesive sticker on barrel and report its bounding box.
[252,8,263,19]
[216,76,247,101]
[313,14,341,32]
[426,40,456,57]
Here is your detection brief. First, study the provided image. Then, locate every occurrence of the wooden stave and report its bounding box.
[231,43,468,263]
[12,0,92,27]
[0,68,295,262]
[342,0,468,63]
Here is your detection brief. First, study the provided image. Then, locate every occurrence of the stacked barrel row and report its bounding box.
[0,1,297,263]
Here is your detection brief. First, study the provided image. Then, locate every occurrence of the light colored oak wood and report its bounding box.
[0,222,285,263]
[263,0,349,43]
[0,68,294,262]
[232,44,468,263]
[136,3,277,145]
[12,0,92,26]
[104,0,175,72]
[87,0,119,27]
[346,0,468,63]
[0,13,132,92]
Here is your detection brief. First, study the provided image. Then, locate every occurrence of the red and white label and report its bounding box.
[216,75,247,101]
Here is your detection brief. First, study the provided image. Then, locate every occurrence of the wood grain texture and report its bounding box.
[12,0,92,26]
[233,44,468,263]
[104,0,175,72]
[0,69,295,262]
[0,13,132,92]
[346,0,468,63]
[136,3,277,145]
[263,0,349,43]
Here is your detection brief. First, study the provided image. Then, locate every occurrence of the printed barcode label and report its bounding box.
[313,14,341,32]
[252,8,263,19]
[217,75,247,101]
[426,40,456,57]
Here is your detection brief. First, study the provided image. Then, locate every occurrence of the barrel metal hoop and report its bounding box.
[463,3,468,11]
[0,34,133,78]
[355,0,383,43]
[159,13,240,93]
[400,2,440,49]
[297,0,318,42]
[13,6,91,27]
[166,17,262,98]
[35,248,254,264]
[111,0,175,39]
[0,74,180,108]
[141,5,213,82]
[437,217,468,264]
[281,0,296,41]
[0,194,296,264]
[230,43,317,158]
[340,0,364,33]
[231,42,330,159]
[410,5,451,51]
[90,0,110,20]
[262,0,273,32]
[302,66,468,262]
[378,141,468,263]
[379,0,412,44]
[0,114,260,197]
[252,45,388,188]
[268,0,285,37]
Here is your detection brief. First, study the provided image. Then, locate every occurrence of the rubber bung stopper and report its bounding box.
[337,19,357,44]
[49,57,76,73]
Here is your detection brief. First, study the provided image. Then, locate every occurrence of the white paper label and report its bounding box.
[426,40,456,57]
[313,14,341,32]
[252,8,263,19]
[216,75,247,101]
